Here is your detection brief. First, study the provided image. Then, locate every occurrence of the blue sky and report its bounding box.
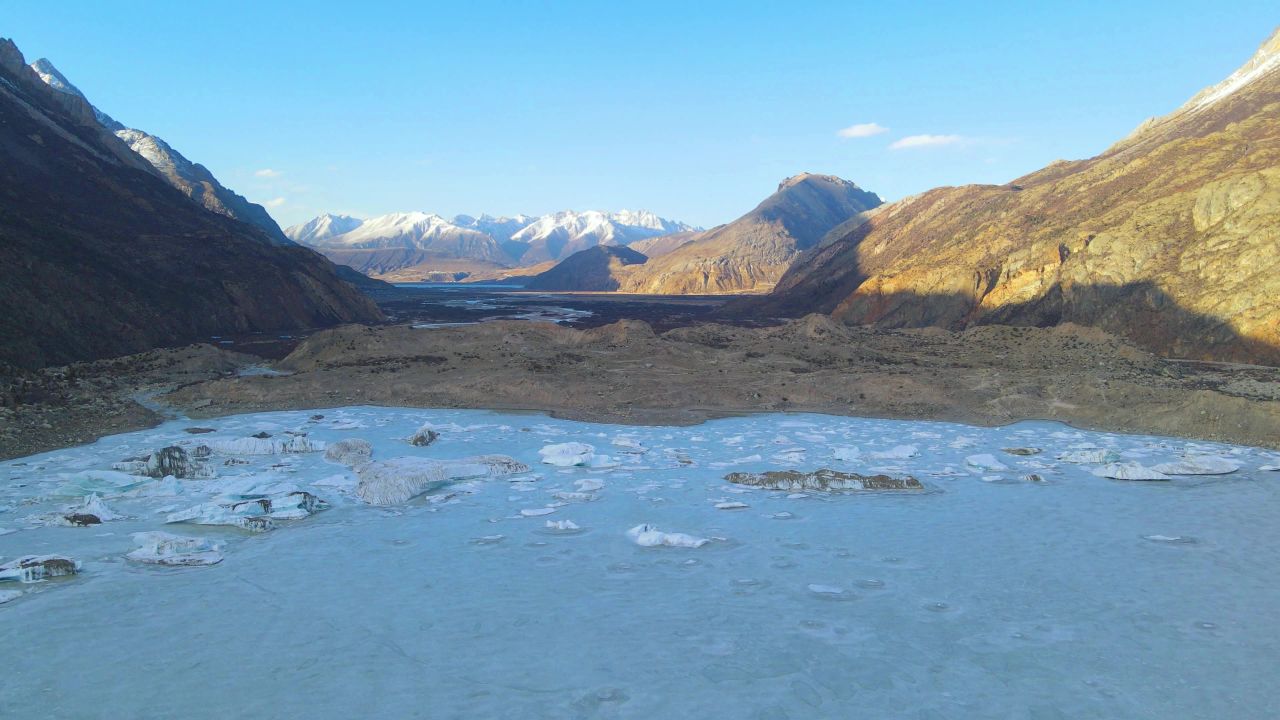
[6,2,1277,227]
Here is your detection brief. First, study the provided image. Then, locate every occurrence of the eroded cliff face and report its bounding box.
[0,38,382,370]
[618,174,881,294]
[749,28,1280,364]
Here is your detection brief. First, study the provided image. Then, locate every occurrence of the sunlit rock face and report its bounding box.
[748,29,1280,364]
[1,406,1278,717]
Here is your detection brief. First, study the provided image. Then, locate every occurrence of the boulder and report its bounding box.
[408,423,440,447]
[0,555,81,583]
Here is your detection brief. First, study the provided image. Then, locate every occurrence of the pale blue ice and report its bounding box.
[2,407,1278,719]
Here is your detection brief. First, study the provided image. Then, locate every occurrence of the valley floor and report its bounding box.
[5,315,1279,460]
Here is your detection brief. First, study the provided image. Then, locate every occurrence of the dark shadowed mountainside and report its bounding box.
[525,245,649,291]
[0,38,382,370]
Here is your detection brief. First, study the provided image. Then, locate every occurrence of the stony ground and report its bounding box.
[4,316,1279,460]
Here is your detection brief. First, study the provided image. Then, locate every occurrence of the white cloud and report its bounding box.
[837,122,888,139]
[254,168,282,178]
[889,134,964,150]
[263,197,287,208]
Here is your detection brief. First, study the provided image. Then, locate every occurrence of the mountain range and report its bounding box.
[525,174,883,294]
[0,38,380,369]
[739,27,1280,364]
[286,209,698,280]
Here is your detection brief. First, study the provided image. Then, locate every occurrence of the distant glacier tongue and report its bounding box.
[2,408,1277,718]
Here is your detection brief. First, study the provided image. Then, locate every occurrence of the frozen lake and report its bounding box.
[2,407,1278,719]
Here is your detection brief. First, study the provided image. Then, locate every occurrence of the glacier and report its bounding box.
[1,406,1278,718]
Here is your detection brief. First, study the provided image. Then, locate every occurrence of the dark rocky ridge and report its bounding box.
[0,38,382,369]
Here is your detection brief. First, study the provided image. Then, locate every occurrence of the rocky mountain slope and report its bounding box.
[29,58,292,244]
[525,245,649,291]
[287,209,696,279]
[0,38,381,369]
[617,174,882,294]
[744,28,1280,365]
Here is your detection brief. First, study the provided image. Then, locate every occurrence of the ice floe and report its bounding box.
[127,532,224,566]
[355,455,528,505]
[0,555,80,583]
[1091,462,1171,481]
[1151,457,1241,475]
[626,524,709,548]
[324,438,373,466]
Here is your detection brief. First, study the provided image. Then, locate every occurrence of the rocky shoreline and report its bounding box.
[4,316,1278,460]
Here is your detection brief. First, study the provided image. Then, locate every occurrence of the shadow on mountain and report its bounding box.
[727,277,1280,366]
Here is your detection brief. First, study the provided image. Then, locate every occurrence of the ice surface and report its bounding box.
[1,407,1278,718]
[626,524,709,548]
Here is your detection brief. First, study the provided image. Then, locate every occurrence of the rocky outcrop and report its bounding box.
[619,174,882,294]
[0,39,383,370]
[724,469,923,491]
[740,28,1280,364]
[525,245,649,291]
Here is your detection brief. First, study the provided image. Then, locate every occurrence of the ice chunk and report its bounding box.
[1151,457,1241,475]
[54,470,148,498]
[538,442,615,467]
[166,491,325,531]
[715,501,750,510]
[324,439,373,466]
[545,520,580,531]
[112,446,215,479]
[611,437,648,454]
[126,532,224,567]
[205,436,325,455]
[551,491,596,503]
[355,455,529,505]
[407,424,440,447]
[724,469,922,492]
[867,445,919,460]
[1091,463,1171,481]
[575,479,605,492]
[1058,449,1121,464]
[626,524,709,548]
[966,454,1010,471]
[0,589,21,604]
[832,446,861,462]
[1002,447,1043,456]
[0,555,81,583]
[521,508,556,517]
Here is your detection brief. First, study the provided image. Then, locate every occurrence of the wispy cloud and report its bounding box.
[889,134,964,150]
[263,197,287,208]
[254,168,283,178]
[837,122,888,139]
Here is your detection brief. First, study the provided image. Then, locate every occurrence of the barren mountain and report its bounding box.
[525,245,649,291]
[619,174,882,294]
[741,28,1280,365]
[0,38,381,369]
